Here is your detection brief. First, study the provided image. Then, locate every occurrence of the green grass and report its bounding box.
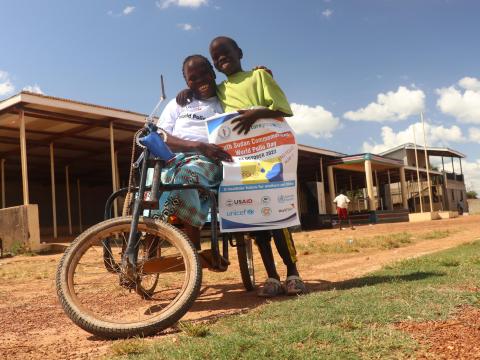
[421,230,452,240]
[110,339,149,356]
[298,230,456,255]
[109,240,480,360]
[177,321,211,338]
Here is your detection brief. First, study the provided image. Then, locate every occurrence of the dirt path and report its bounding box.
[1,215,479,359]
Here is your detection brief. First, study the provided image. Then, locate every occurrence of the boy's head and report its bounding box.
[209,36,243,76]
[182,55,216,100]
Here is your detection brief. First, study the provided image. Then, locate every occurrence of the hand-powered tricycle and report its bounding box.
[55,119,256,339]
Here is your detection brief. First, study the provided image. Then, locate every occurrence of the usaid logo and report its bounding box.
[225,198,253,207]
[218,125,232,139]
[277,194,294,203]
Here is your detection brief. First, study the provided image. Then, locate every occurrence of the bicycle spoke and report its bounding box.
[67,221,189,325]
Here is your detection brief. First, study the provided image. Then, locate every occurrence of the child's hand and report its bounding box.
[197,143,233,162]
[231,109,260,135]
[252,66,273,77]
[176,88,194,106]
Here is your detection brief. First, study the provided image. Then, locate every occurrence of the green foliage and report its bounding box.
[178,322,210,338]
[110,339,149,356]
[467,190,478,199]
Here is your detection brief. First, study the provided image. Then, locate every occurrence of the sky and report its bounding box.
[1,0,479,190]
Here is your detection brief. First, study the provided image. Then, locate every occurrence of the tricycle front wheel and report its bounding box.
[56,216,202,339]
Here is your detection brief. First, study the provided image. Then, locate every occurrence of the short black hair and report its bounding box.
[210,36,240,50]
[182,54,215,82]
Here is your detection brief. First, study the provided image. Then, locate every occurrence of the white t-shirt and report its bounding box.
[158,97,224,143]
[333,194,350,209]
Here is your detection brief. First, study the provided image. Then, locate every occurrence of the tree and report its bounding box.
[467,190,478,199]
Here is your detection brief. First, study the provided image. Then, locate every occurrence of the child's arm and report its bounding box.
[232,69,292,135]
[232,108,289,135]
[166,135,233,162]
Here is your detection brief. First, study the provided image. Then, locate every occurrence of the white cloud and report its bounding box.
[22,84,43,94]
[177,23,196,31]
[123,6,135,15]
[322,9,333,17]
[469,127,480,142]
[156,0,207,9]
[436,77,480,124]
[287,103,340,139]
[362,121,466,154]
[458,77,480,91]
[0,70,15,97]
[344,86,425,122]
[462,159,480,193]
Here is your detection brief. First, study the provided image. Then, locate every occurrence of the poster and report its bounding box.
[206,112,300,232]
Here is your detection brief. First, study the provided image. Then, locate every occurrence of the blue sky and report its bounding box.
[1,0,479,189]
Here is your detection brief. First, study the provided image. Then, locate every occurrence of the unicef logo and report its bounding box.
[246,209,255,215]
[218,125,232,139]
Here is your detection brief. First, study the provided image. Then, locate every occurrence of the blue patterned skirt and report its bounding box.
[148,153,222,228]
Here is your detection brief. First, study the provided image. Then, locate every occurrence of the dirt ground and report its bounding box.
[1,215,479,359]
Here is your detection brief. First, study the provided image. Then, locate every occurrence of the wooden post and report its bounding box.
[19,109,30,205]
[327,166,336,214]
[114,150,120,194]
[441,156,445,172]
[387,169,393,210]
[65,166,72,235]
[410,172,416,212]
[318,157,326,214]
[364,160,375,211]
[421,113,434,212]
[459,158,463,175]
[399,167,408,210]
[1,159,5,208]
[109,122,118,217]
[412,125,424,213]
[374,170,380,209]
[77,178,83,233]
[320,157,324,183]
[50,143,57,239]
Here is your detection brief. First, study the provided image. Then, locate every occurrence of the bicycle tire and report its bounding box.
[235,233,256,291]
[56,216,201,339]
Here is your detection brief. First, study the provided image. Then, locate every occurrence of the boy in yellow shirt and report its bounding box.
[210,36,307,297]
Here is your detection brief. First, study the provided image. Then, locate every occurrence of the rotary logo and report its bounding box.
[261,207,272,217]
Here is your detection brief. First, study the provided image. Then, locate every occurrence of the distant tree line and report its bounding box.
[467,190,478,199]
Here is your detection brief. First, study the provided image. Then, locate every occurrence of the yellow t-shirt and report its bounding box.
[216,69,293,115]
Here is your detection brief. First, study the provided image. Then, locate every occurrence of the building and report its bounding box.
[0,92,144,250]
[0,92,469,250]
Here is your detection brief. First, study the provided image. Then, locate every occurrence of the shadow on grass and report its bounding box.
[184,271,445,323]
[308,271,446,292]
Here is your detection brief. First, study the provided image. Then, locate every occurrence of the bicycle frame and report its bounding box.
[102,131,227,275]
